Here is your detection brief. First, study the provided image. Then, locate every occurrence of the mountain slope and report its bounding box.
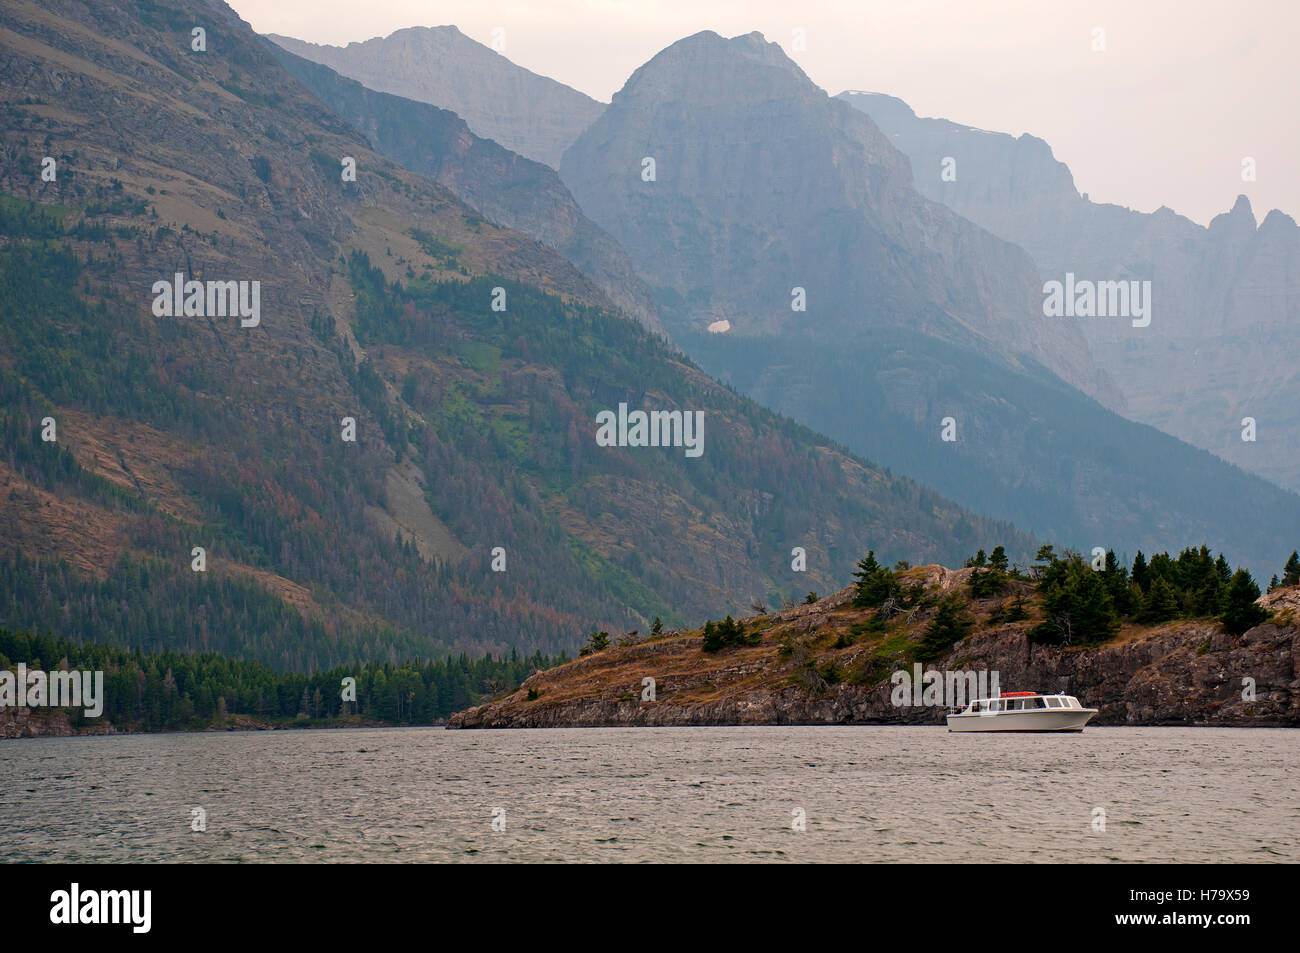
[0,0,1032,667]
[557,30,1300,576]
[267,26,603,169]
[840,91,1300,493]
[263,40,664,337]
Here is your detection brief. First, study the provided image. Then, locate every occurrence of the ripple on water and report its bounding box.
[0,726,1295,863]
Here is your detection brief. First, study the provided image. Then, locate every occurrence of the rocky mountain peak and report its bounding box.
[1216,193,1257,228]
[612,30,820,110]
[1260,208,1299,232]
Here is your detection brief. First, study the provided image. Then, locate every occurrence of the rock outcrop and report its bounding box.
[449,574,1300,728]
[0,707,116,738]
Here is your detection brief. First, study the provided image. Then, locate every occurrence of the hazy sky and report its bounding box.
[232,0,1297,227]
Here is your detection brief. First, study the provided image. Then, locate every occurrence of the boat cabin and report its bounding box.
[951,693,1086,715]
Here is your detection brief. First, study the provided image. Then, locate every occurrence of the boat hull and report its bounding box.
[946,708,1097,732]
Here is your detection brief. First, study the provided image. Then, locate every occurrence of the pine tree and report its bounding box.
[701,616,755,652]
[1221,570,1269,635]
[1139,575,1180,623]
[1131,551,1149,592]
[1031,544,1055,579]
[851,550,897,608]
[915,595,974,662]
[1032,553,1119,644]
[1075,569,1120,641]
[1005,592,1030,622]
[1101,550,1133,615]
[1190,573,1225,617]
[1283,552,1300,588]
[580,630,610,656]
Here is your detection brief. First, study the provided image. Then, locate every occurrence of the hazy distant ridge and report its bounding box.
[840,90,1300,493]
[268,27,605,168]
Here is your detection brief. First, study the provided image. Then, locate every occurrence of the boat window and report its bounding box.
[1008,699,1022,711]
[989,700,1002,712]
[1064,697,1079,709]
[1028,697,1045,708]
[1044,697,1061,708]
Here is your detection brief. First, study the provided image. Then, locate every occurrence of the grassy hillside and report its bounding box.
[451,546,1299,727]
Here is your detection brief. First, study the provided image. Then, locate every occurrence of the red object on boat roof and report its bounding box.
[1000,691,1038,697]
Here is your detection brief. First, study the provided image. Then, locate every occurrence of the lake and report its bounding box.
[1,726,1295,862]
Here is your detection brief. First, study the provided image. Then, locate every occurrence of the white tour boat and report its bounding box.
[946,691,1098,732]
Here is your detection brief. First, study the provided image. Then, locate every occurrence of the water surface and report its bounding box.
[1,726,1294,862]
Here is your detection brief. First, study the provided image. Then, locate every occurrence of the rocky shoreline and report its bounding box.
[449,573,1300,729]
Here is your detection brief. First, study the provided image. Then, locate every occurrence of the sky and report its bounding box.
[230,0,1298,227]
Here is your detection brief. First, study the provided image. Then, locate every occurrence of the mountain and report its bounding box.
[557,30,1300,575]
[263,40,664,336]
[561,31,1100,394]
[0,0,1031,668]
[840,91,1300,494]
[450,566,1300,728]
[267,26,603,169]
